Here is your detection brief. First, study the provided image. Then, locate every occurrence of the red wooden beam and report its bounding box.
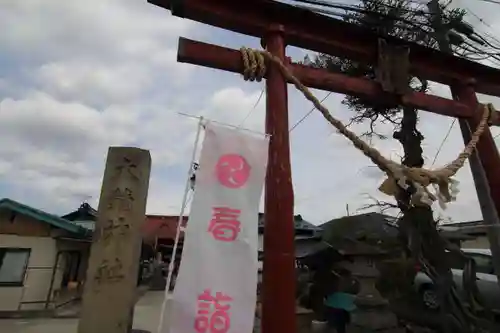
[178,38,500,125]
[261,27,296,333]
[453,83,500,224]
[149,0,500,97]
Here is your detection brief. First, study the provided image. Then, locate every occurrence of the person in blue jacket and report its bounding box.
[324,267,359,333]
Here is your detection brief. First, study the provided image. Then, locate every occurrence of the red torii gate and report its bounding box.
[149,0,500,333]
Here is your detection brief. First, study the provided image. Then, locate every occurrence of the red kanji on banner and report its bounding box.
[194,289,233,333]
[208,207,242,242]
[215,154,251,189]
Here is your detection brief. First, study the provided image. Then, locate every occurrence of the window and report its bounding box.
[446,252,494,274]
[447,252,466,270]
[0,248,30,286]
[469,253,494,275]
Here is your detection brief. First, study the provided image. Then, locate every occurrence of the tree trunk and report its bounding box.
[393,108,474,333]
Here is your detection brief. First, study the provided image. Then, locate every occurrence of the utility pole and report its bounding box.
[427,0,500,285]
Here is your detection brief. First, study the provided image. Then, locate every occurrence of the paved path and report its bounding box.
[0,291,170,333]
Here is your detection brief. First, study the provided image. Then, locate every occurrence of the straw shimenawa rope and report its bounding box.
[240,47,494,208]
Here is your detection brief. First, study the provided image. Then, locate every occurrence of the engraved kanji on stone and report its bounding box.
[115,156,141,180]
[94,258,125,284]
[108,188,134,211]
[101,217,130,243]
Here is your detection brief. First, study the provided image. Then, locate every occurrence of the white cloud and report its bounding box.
[202,87,266,133]
[0,93,206,212]
[0,0,204,213]
[35,61,152,106]
[0,0,192,62]
[0,0,499,227]
[0,92,134,153]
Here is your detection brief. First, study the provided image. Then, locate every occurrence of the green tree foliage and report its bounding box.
[306,0,466,207]
[307,0,464,143]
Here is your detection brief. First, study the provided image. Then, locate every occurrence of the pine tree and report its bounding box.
[308,1,481,331]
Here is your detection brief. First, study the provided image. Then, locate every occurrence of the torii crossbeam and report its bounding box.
[148,1,500,333]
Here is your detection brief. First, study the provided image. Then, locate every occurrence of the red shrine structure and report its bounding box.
[148,1,500,333]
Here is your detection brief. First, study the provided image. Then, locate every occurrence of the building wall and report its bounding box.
[0,234,57,311]
[462,236,490,249]
[0,210,51,237]
[0,211,89,312]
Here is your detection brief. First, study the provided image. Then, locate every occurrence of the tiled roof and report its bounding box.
[56,206,319,242]
[57,213,189,242]
[257,213,320,232]
[143,213,319,242]
[142,215,188,242]
[319,212,399,241]
[320,212,474,248]
[61,202,97,221]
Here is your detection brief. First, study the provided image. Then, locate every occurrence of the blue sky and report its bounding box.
[0,0,500,224]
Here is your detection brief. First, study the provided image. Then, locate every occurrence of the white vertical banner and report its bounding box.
[168,122,269,333]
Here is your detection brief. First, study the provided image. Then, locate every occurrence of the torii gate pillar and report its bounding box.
[452,82,500,217]
[261,25,297,333]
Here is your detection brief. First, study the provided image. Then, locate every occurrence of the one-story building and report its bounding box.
[0,198,162,316]
[439,220,489,249]
[0,198,91,315]
[143,214,188,265]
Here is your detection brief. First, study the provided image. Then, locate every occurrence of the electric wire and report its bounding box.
[289,92,332,132]
[461,4,500,49]
[479,0,500,5]
[431,118,456,166]
[288,0,500,67]
[289,0,434,28]
[290,0,430,16]
[238,87,265,128]
[259,1,500,134]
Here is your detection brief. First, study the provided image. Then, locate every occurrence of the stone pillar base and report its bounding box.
[149,269,166,291]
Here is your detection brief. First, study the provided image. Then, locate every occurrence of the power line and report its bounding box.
[464,7,491,28]
[430,118,456,166]
[456,5,500,50]
[289,92,332,132]
[290,0,500,66]
[462,6,500,48]
[290,0,433,27]
[238,88,265,127]
[291,0,429,16]
[290,0,479,58]
[479,0,500,5]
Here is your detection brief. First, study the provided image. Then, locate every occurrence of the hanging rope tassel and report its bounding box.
[238,47,495,208]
